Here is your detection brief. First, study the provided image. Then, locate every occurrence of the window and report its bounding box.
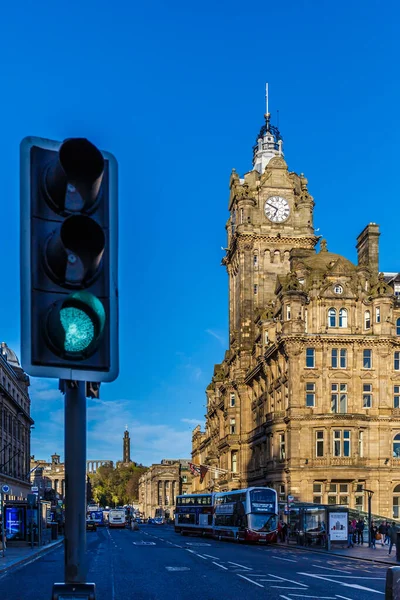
[230,418,236,434]
[313,496,322,504]
[316,431,324,457]
[394,386,400,409]
[395,284,400,296]
[306,383,315,407]
[395,352,400,371]
[331,348,346,368]
[328,308,337,327]
[279,433,285,460]
[358,430,364,458]
[393,433,400,458]
[230,393,235,407]
[231,451,237,473]
[254,284,258,295]
[363,349,372,369]
[331,383,347,413]
[333,430,351,457]
[339,308,348,328]
[306,348,315,368]
[286,305,291,320]
[364,310,371,329]
[279,484,285,502]
[355,496,364,510]
[264,331,269,345]
[363,384,372,408]
[334,285,343,294]
[376,307,381,323]
[253,255,258,267]
[397,318,400,336]
[394,485,400,518]
[313,483,322,493]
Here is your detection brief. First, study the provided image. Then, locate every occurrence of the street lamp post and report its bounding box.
[362,488,374,547]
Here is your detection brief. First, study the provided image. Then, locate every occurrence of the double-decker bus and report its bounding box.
[213,487,278,543]
[108,509,126,528]
[174,493,213,536]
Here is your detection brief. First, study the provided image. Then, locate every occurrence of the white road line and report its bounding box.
[318,575,385,580]
[312,565,353,573]
[298,572,384,595]
[336,596,352,600]
[186,549,196,554]
[268,574,308,588]
[228,561,252,570]
[203,554,219,559]
[270,586,309,590]
[279,596,292,600]
[290,594,336,600]
[237,574,264,588]
[213,562,228,570]
[272,556,297,563]
[195,554,207,560]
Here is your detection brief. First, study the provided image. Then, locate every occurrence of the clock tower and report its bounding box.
[223,111,318,350]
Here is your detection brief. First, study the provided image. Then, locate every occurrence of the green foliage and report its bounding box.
[89,463,147,507]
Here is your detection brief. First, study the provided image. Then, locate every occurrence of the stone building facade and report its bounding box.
[30,454,113,497]
[138,459,192,519]
[0,343,33,500]
[192,108,400,519]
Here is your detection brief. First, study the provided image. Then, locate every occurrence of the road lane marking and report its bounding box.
[270,586,309,590]
[213,562,228,570]
[186,542,211,547]
[237,574,264,588]
[290,594,336,600]
[313,575,385,580]
[336,596,352,599]
[298,572,384,594]
[195,554,208,560]
[272,556,297,563]
[165,567,190,571]
[228,561,252,570]
[267,574,308,588]
[312,565,353,573]
[132,541,156,545]
[203,554,219,559]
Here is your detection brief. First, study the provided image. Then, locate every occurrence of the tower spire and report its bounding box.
[252,84,283,174]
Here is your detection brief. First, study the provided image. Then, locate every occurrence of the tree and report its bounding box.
[89,464,147,507]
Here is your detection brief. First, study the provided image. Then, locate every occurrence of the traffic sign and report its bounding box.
[1,485,10,494]
[288,495,294,503]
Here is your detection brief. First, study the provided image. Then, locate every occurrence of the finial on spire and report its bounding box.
[125,424,128,431]
[265,82,269,117]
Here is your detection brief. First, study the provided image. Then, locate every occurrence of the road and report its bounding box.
[0,524,387,599]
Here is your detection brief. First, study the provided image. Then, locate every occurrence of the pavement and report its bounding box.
[0,537,64,574]
[0,524,392,600]
[282,538,399,565]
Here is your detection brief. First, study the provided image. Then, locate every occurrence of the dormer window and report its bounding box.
[334,285,343,295]
[365,310,371,330]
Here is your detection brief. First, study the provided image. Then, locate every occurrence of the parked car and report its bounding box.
[154,518,165,525]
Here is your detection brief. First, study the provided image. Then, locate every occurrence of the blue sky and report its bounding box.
[1,1,399,466]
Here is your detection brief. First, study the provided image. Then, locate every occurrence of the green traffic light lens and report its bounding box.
[46,291,106,360]
[60,306,95,353]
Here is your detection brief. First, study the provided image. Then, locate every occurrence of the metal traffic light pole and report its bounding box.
[62,380,87,584]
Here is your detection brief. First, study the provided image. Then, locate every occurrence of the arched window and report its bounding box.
[365,311,371,330]
[328,308,337,327]
[396,318,400,336]
[393,484,400,518]
[393,433,400,458]
[339,308,348,328]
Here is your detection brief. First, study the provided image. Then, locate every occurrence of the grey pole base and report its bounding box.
[52,582,96,599]
[386,567,400,599]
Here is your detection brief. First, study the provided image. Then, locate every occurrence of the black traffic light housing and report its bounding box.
[20,136,118,382]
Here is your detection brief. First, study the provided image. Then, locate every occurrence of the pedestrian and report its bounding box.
[356,518,365,545]
[370,521,378,548]
[384,521,390,545]
[348,520,355,548]
[389,522,398,556]
[281,522,288,543]
[378,521,386,547]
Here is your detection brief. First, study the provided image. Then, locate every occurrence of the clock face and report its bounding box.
[264,196,290,223]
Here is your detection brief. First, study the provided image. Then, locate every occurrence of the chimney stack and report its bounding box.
[356,223,380,274]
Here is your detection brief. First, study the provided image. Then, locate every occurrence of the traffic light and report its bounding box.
[20,137,118,382]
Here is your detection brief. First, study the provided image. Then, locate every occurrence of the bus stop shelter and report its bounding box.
[287,502,348,549]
